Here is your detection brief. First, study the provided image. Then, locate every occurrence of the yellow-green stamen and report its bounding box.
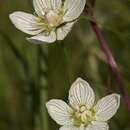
[36,7,65,32]
[70,105,96,127]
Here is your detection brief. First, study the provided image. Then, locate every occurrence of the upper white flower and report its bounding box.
[9,0,86,43]
[46,78,120,130]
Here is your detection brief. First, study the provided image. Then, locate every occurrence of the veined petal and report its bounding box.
[60,125,84,130]
[95,94,120,121]
[46,99,72,125]
[86,121,109,130]
[33,0,62,16]
[27,31,56,43]
[50,0,62,10]
[56,21,75,40]
[69,78,95,109]
[33,0,47,16]
[63,0,86,22]
[9,11,43,35]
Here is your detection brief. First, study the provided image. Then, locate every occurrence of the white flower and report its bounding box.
[9,0,86,43]
[46,78,120,130]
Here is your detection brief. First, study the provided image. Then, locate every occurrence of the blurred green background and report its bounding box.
[0,0,130,130]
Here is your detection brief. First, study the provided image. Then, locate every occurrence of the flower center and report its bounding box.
[46,10,62,27]
[70,105,96,127]
[37,8,64,32]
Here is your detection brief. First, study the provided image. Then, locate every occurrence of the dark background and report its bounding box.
[0,0,130,130]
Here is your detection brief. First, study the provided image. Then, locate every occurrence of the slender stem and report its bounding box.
[85,5,130,110]
[61,42,72,84]
[37,45,49,130]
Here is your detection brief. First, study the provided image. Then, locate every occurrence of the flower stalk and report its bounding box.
[85,4,130,111]
[37,45,49,130]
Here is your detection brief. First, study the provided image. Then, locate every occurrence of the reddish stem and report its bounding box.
[85,5,130,110]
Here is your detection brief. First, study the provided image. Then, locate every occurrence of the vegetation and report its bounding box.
[0,0,130,130]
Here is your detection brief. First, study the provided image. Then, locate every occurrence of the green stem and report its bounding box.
[37,45,49,130]
[61,42,72,84]
[41,89,49,130]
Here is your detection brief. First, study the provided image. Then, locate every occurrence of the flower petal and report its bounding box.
[50,0,62,10]
[9,11,43,35]
[46,99,72,125]
[63,0,86,22]
[27,31,56,43]
[60,125,84,130]
[33,0,62,16]
[33,0,47,16]
[56,21,75,40]
[95,94,120,121]
[86,121,109,130]
[69,78,95,109]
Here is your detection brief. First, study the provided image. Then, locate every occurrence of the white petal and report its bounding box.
[33,0,62,16]
[50,0,62,10]
[46,99,72,125]
[27,31,56,43]
[69,78,95,109]
[86,121,109,130]
[95,94,120,121]
[63,0,86,22]
[56,21,75,40]
[9,11,43,35]
[60,125,83,130]
[33,0,47,16]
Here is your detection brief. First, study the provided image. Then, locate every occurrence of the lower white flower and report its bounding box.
[9,0,86,43]
[46,78,120,130]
